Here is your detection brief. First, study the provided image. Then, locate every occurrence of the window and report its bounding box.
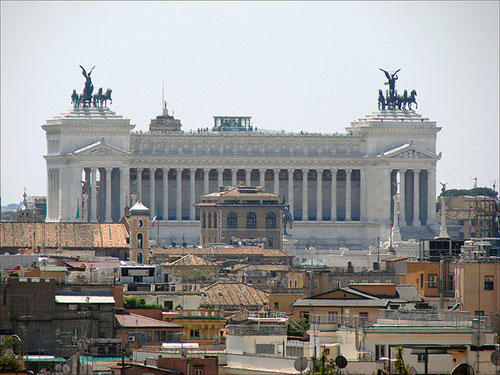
[420,273,423,288]
[375,344,386,360]
[328,312,338,323]
[359,312,368,325]
[213,213,217,228]
[201,213,206,228]
[208,213,212,228]
[164,301,173,310]
[136,252,143,264]
[137,233,143,248]
[227,212,237,228]
[268,237,273,248]
[417,354,427,363]
[428,274,438,288]
[194,370,204,375]
[266,212,276,228]
[247,212,257,228]
[274,302,279,310]
[484,275,494,290]
[190,329,200,338]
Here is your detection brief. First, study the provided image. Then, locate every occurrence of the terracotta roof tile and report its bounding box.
[200,281,269,309]
[116,312,182,328]
[0,223,129,249]
[152,247,292,258]
[163,254,217,267]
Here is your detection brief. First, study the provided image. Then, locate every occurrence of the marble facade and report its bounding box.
[43,107,441,249]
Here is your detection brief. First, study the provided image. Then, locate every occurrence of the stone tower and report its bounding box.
[129,200,150,264]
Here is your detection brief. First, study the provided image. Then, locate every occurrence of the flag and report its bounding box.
[152,207,158,227]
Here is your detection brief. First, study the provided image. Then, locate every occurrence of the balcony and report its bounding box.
[227,324,287,336]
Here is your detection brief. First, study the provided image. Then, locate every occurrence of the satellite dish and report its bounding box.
[491,350,500,366]
[471,332,486,347]
[4,348,14,356]
[294,356,308,372]
[62,364,71,374]
[409,366,417,375]
[55,364,63,372]
[451,363,474,375]
[335,355,348,369]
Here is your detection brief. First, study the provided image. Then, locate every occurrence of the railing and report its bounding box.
[247,310,289,320]
[227,324,287,336]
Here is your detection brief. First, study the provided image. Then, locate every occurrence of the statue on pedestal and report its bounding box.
[377,68,418,111]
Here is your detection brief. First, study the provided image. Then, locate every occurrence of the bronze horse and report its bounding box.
[407,89,417,110]
[91,88,113,108]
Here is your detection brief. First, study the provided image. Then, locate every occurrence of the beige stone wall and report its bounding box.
[455,262,499,315]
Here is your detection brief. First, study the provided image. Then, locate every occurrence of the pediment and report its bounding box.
[380,141,440,160]
[72,138,130,157]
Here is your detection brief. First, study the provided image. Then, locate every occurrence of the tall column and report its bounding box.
[259,169,266,189]
[105,167,112,222]
[203,168,210,194]
[136,168,143,201]
[189,168,196,220]
[90,167,97,222]
[302,169,308,221]
[288,169,294,218]
[245,168,251,186]
[413,169,421,226]
[150,168,156,215]
[427,168,437,223]
[162,168,169,220]
[399,169,406,226]
[273,169,280,194]
[231,168,237,186]
[56,168,62,221]
[360,168,367,221]
[217,168,224,189]
[331,169,337,221]
[316,169,323,221]
[345,168,352,221]
[176,168,182,220]
[120,167,130,217]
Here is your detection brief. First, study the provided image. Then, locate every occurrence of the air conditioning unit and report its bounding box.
[128,335,136,342]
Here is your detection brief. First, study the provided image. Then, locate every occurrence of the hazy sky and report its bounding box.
[1,1,499,205]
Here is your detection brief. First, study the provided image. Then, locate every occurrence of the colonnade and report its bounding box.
[390,168,434,226]
[60,166,435,225]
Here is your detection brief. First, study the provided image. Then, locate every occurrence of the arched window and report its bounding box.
[227,212,237,228]
[266,212,276,228]
[202,213,206,228]
[247,212,257,228]
[137,233,143,248]
[208,213,212,228]
[137,252,143,264]
[214,213,218,228]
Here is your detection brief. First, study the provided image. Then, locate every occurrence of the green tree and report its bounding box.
[394,346,410,375]
[123,296,161,309]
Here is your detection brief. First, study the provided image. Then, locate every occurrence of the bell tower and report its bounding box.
[128,200,150,264]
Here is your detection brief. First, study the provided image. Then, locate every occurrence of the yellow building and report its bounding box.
[455,259,499,316]
[163,309,227,345]
[405,261,455,298]
[196,185,285,249]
